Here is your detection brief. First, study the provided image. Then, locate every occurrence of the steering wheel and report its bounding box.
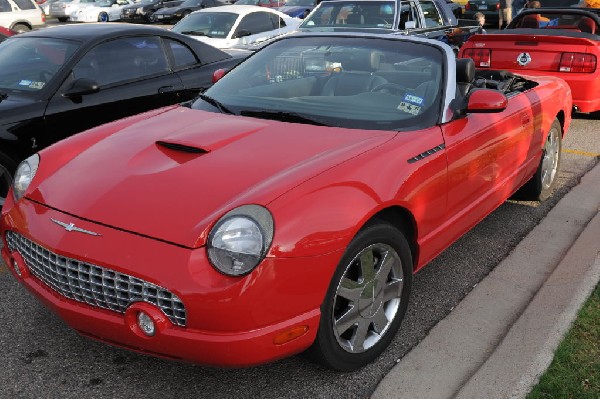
[370,83,406,96]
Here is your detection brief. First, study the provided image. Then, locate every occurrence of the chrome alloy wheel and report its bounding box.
[541,124,560,190]
[332,243,404,353]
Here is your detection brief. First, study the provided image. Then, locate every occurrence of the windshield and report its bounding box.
[172,12,239,38]
[193,36,444,131]
[301,1,396,29]
[0,37,79,95]
[180,0,201,6]
[96,0,114,6]
[235,0,258,4]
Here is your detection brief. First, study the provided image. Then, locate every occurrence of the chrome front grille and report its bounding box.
[6,232,186,327]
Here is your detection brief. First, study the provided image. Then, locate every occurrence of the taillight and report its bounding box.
[558,52,596,73]
[465,3,470,10]
[41,11,46,22]
[461,49,491,68]
[496,2,500,10]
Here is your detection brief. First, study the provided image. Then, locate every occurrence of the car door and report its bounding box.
[41,36,184,148]
[440,90,534,239]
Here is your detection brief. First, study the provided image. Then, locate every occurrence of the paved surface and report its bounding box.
[374,161,600,399]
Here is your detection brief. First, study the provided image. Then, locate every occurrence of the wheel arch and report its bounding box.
[10,21,33,31]
[364,206,419,272]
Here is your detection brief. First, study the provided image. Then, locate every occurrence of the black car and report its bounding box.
[120,0,183,22]
[0,24,248,205]
[152,0,226,23]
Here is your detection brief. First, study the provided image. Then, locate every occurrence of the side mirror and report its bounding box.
[233,29,251,39]
[465,89,508,113]
[63,78,100,98]
[212,68,228,83]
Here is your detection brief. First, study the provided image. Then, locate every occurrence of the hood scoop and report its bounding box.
[156,140,208,154]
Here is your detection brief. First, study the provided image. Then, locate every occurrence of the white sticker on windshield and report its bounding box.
[19,80,32,86]
[398,102,421,115]
[29,81,45,90]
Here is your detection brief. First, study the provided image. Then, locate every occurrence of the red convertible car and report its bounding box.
[459,8,600,113]
[1,32,571,370]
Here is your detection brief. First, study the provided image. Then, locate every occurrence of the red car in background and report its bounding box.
[460,8,600,113]
[1,33,571,370]
[0,27,16,41]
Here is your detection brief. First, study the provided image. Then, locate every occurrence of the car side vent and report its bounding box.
[156,141,208,154]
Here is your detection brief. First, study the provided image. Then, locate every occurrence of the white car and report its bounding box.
[48,0,96,22]
[171,5,300,49]
[0,0,45,32]
[70,0,134,21]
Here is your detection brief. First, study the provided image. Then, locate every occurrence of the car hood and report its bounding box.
[31,107,394,248]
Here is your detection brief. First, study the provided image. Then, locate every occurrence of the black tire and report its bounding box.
[307,222,412,371]
[11,23,30,33]
[516,118,562,201]
[0,151,18,208]
[57,17,69,22]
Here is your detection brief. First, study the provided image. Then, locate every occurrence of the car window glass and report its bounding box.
[0,37,79,93]
[166,39,198,68]
[14,0,36,9]
[420,1,443,27]
[269,13,285,28]
[0,0,12,11]
[235,12,274,35]
[301,1,396,28]
[72,37,169,86]
[398,1,418,29]
[195,36,444,131]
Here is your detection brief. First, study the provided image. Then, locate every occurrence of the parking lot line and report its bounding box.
[564,149,600,157]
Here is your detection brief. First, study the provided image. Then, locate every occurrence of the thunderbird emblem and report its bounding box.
[51,219,101,236]
[517,53,532,66]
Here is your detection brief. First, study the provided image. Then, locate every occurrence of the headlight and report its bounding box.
[207,205,274,276]
[13,154,40,202]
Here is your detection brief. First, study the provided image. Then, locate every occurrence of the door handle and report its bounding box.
[158,86,175,94]
[521,114,531,125]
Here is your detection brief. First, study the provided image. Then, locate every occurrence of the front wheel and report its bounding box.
[517,118,562,201]
[308,223,412,371]
[11,23,30,33]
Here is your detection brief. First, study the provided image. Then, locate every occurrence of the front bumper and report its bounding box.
[2,198,342,367]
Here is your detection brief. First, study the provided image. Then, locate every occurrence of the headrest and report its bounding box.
[326,49,383,72]
[456,58,475,84]
[520,15,539,29]
[578,17,596,34]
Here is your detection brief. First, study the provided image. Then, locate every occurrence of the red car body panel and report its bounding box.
[0,70,572,366]
[459,32,600,113]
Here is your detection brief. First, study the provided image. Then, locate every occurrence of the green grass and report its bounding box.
[527,283,600,399]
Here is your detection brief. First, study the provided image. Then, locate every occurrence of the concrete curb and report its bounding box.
[372,163,600,399]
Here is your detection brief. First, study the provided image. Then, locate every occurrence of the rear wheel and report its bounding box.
[308,222,412,371]
[517,119,562,201]
[11,23,30,33]
[0,151,17,208]
[98,12,109,22]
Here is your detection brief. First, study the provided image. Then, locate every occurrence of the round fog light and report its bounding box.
[137,311,155,336]
[12,260,22,277]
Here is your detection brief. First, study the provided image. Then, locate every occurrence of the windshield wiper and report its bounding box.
[240,110,327,126]
[180,31,212,37]
[197,93,234,114]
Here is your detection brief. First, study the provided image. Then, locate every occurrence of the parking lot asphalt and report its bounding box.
[373,160,600,399]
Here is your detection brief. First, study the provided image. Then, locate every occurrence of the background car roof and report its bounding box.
[197,4,288,15]
[15,23,234,64]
